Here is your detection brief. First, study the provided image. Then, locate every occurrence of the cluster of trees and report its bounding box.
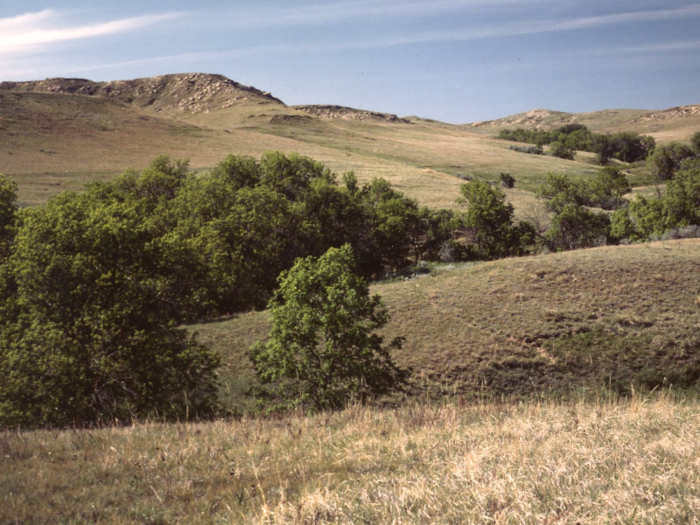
[647,133,700,180]
[0,153,467,427]
[499,124,656,164]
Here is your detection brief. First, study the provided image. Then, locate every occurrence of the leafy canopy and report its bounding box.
[249,244,410,411]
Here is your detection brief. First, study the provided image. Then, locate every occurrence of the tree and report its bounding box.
[500,173,516,189]
[249,244,410,411]
[549,141,576,160]
[647,142,695,181]
[0,173,18,260]
[0,188,221,428]
[459,180,532,259]
[589,167,631,210]
[690,131,700,155]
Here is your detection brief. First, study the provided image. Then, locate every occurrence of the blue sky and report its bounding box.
[1,1,699,123]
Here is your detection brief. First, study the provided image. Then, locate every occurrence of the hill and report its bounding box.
[4,73,697,209]
[465,105,700,143]
[194,239,700,410]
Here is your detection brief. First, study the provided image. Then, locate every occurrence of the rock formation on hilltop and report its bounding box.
[294,105,411,123]
[0,73,284,114]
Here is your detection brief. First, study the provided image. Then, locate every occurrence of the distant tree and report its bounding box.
[589,167,631,210]
[549,141,576,160]
[593,135,615,165]
[648,142,695,181]
[500,173,516,189]
[249,244,409,411]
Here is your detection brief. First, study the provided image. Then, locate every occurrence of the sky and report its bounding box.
[1,0,699,123]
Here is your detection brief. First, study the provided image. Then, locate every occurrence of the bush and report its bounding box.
[500,173,516,189]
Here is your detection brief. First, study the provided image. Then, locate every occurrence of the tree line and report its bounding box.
[498,124,656,164]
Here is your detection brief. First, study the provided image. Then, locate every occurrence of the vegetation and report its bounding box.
[498,125,655,165]
[4,394,700,524]
[459,179,533,259]
[0,153,460,428]
[202,239,700,412]
[249,244,410,411]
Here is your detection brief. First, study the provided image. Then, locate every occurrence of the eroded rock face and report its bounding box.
[636,105,700,122]
[294,105,411,123]
[0,73,285,114]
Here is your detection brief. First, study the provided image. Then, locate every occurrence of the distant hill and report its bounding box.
[465,105,700,142]
[1,73,698,208]
[0,73,283,115]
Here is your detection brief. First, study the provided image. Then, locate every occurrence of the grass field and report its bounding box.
[195,239,700,413]
[3,393,699,524]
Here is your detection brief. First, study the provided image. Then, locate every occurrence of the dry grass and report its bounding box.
[198,239,700,411]
[0,89,623,211]
[3,393,700,524]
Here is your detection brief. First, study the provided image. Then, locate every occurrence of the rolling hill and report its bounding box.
[194,239,700,411]
[2,73,697,208]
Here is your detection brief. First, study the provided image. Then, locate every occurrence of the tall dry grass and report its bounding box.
[3,392,700,523]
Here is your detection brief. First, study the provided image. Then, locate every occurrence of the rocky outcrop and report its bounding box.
[635,105,700,122]
[294,105,410,123]
[0,73,285,114]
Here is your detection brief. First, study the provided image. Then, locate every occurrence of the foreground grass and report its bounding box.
[3,394,700,524]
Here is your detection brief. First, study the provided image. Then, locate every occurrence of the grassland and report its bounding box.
[196,239,700,413]
[3,393,700,524]
[5,75,694,210]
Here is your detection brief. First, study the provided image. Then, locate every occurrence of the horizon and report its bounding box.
[2,1,699,124]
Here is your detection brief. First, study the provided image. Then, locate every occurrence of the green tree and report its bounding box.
[549,141,576,160]
[249,244,409,411]
[459,180,532,259]
[0,173,18,260]
[647,142,695,181]
[0,188,221,428]
[589,167,631,210]
[690,131,700,155]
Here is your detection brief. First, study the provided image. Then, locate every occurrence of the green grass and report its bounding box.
[3,393,700,523]
[194,239,700,413]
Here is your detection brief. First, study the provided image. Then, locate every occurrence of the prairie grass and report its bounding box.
[3,393,700,524]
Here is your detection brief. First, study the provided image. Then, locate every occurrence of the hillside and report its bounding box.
[195,239,700,410]
[3,73,697,209]
[466,105,700,143]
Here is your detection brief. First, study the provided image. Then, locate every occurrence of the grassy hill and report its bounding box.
[465,106,700,143]
[3,73,697,209]
[195,239,700,411]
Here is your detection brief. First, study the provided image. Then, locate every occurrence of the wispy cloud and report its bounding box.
[616,39,700,54]
[227,0,550,27]
[0,9,181,56]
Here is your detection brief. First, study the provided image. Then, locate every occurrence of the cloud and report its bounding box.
[617,39,700,54]
[227,0,550,27]
[0,9,181,56]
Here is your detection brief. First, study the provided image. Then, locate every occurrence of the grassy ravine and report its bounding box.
[199,239,700,412]
[3,394,700,523]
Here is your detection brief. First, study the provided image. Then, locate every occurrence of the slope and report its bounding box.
[193,239,700,410]
[466,106,700,143]
[0,74,609,210]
